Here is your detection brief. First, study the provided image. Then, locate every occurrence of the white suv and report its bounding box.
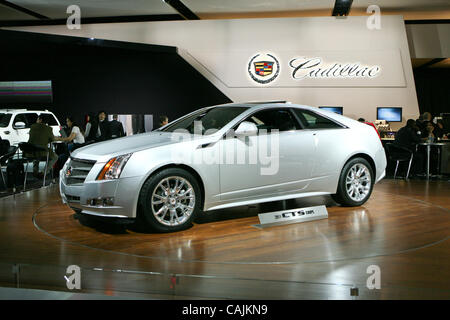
[0,109,62,145]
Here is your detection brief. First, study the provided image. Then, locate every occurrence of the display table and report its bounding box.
[418,142,448,180]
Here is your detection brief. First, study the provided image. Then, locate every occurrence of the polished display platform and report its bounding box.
[0,179,449,299]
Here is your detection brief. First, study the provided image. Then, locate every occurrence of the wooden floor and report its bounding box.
[0,179,449,299]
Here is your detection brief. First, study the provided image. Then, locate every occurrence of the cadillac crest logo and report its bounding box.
[248,53,280,84]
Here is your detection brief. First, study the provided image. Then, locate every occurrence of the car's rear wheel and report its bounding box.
[332,157,374,207]
[138,168,201,232]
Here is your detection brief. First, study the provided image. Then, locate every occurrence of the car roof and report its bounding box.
[215,101,317,112]
[0,109,54,114]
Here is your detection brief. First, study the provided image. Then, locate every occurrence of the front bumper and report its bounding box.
[59,175,141,219]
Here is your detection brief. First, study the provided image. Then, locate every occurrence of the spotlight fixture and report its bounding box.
[332,0,353,16]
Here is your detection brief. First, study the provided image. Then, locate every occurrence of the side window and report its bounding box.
[25,113,38,126]
[40,113,58,126]
[244,109,300,132]
[292,109,343,129]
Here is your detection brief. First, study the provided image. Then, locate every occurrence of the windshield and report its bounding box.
[0,113,12,128]
[161,106,249,134]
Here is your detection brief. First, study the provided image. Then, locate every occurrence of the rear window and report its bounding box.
[292,109,343,129]
[0,113,12,128]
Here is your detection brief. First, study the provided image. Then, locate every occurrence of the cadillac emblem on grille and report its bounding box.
[66,166,72,177]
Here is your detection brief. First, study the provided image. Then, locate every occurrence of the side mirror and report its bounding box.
[235,121,258,137]
[13,122,26,129]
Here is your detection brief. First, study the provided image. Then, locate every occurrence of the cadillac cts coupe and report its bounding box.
[60,102,386,232]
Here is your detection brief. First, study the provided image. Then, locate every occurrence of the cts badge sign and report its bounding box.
[248,53,280,84]
[254,205,328,228]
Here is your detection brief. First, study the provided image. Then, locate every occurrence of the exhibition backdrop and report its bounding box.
[6,15,421,130]
[0,30,230,126]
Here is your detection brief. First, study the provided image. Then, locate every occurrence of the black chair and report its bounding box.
[385,143,414,180]
[18,142,50,190]
[0,144,18,191]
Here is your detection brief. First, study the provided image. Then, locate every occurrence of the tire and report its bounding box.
[332,157,374,207]
[137,168,202,232]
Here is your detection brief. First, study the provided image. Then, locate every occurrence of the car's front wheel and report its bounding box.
[138,168,202,232]
[332,157,374,207]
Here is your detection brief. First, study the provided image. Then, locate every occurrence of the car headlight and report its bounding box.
[97,153,132,180]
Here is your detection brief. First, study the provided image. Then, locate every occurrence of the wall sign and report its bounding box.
[289,57,381,80]
[247,53,280,84]
[194,49,405,88]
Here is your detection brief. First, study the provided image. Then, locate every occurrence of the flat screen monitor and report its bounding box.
[319,106,343,115]
[377,107,402,122]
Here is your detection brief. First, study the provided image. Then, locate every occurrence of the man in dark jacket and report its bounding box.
[110,114,125,138]
[28,115,57,177]
[96,110,111,141]
[395,119,421,151]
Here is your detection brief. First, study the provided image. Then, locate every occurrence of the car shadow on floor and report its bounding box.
[73,195,338,235]
[73,213,130,235]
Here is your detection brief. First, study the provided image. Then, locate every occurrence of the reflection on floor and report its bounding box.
[0,179,449,299]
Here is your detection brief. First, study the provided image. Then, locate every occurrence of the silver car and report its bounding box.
[60,102,386,232]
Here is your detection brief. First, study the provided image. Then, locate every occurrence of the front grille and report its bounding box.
[65,158,96,185]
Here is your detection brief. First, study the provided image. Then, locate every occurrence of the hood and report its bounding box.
[71,131,186,162]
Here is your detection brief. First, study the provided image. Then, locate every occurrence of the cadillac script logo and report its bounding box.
[248,53,280,84]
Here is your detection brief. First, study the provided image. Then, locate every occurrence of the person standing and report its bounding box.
[98,110,111,141]
[110,114,125,138]
[84,112,98,142]
[27,115,57,178]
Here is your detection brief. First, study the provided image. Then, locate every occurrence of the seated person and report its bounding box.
[425,122,436,142]
[55,116,85,152]
[416,112,433,138]
[27,115,57,178]
[434,120,446,139]
[53,117,85,175]
[394,119,424,175]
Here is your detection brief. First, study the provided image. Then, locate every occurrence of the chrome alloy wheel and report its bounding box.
[151,176,196,226]
[345,163,371,202]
